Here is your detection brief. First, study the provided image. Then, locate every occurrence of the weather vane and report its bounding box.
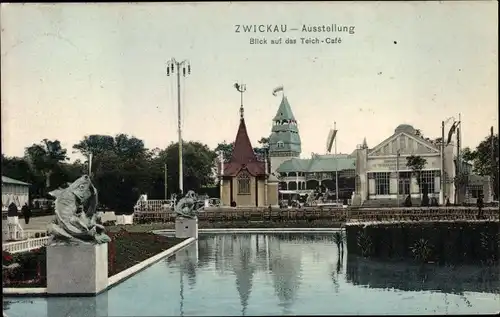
[272,85,284,97]
[234,82,246,119]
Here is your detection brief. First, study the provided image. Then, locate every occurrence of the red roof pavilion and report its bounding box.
[223,112,266,177]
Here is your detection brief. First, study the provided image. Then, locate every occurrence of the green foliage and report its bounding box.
[356,230,372,257]
[410,238,433,263]
[464,133,499,200]
[215,141,234,162]
[3,134,220,213]
[24,139,69,192]
[406,155,427,186]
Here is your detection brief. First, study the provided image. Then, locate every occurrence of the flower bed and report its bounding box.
[2,230,185,288]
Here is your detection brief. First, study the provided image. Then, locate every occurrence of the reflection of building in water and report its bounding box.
[268,236,303,314]
[47,294,109,317]
[346,254,500,294]
[213,235,237,274]
[177,241,199,288]
[231,235,256,316]
[197,237,214,269]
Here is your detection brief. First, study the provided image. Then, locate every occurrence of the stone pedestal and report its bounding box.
[47,243,108,295]
[116,214,133,225]
[175,217,198,239]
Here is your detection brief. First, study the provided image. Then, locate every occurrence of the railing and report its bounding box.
[134,199,174,213]
[3,236,50,254]
[347,207,499,222]
[133,207,498,224]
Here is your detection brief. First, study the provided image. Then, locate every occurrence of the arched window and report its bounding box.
[238,172,251,194]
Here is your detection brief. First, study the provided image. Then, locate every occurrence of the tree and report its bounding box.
[73,134,151,214]
[214,141,234,163]
[406,155,427,192]
[24,139,68,192]
[160,141,218,194]
[254,137,270,161]
[466,133,499,200]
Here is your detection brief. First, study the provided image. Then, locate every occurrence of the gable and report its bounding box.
[368,132,439,157]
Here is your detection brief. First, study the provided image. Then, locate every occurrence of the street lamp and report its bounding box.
[396,149,400,207]
[167,58,191,195]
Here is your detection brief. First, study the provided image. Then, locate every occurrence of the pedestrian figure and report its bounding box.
[21,203,32,225]
[404,194,412,207]
[7,202,18,217]
[476,194,484,219]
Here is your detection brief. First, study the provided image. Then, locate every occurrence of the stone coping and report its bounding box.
[3,237,196,297]
[345,219,499,227]
[154,228,342,235]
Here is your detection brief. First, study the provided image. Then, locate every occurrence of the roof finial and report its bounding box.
[234,82,246,120]
[362,137,368,149]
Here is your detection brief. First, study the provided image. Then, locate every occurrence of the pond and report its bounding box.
[4,233,500,316]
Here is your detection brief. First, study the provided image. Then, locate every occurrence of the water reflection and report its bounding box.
[4,233,500,316]
[346,253,500,295]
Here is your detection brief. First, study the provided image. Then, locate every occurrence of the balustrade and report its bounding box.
[3,236,50,254]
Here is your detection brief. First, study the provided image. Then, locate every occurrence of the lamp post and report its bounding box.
[167,58,191,195]
[396,149,400,207]
[334,122,339,206]
[440,116,455,205]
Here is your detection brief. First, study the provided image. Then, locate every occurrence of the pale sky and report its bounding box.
[1,1,498,161]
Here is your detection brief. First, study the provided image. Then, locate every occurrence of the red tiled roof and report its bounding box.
[223,118,266,177]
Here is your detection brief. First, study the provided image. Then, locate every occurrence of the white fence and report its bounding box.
[2,236,50,254]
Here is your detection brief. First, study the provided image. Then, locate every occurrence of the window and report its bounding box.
[277,141,284,148]
[398,171,411,195]
[398,179,410,195]
[469,185,483,198]
[420,170,436,193]
[238,173,251,194]
[399,136,405,152]
[374,172,390,195]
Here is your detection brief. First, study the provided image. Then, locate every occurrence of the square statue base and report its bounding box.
[175,217,198,239]
[47,243,108,295]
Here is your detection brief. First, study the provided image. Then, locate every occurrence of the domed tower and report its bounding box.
[268,95,302,174]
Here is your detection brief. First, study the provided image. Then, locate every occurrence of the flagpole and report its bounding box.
[440,121,445,205]
[334,122,339,206]
[491,126,495,201]
[456,113,461,204]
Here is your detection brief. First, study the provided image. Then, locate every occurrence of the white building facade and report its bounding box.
[2,176,30,211]
[352,124,456,206]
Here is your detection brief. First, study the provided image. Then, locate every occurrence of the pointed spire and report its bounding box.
[240,104,244,120]
[362,137,368,149]
[273,96,296,121]
[231,117,257,164]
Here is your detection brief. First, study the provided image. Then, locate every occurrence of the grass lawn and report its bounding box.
[2,230,185,288]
